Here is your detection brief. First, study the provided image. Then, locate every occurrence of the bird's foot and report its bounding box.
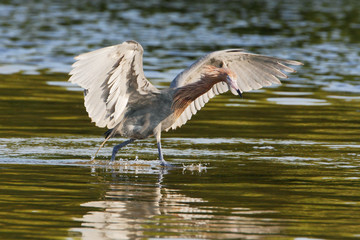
[160,159,173,168]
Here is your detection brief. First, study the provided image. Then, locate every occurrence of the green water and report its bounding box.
[1,71,360,239]
[1,0,360,239]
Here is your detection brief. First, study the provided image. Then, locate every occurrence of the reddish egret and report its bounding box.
[69,40,302,166]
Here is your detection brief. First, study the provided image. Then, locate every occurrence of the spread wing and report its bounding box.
[167,49,302,131]
[69,40,159,129]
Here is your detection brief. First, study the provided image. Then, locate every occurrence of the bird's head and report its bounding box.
[203,65,242,97]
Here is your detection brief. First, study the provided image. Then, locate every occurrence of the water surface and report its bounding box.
[1,0,360,239]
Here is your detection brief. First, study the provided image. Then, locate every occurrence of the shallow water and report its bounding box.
[1,0,360,239]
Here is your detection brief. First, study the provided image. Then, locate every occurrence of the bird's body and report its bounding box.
[109,88,174,139]
[69,40,302,165]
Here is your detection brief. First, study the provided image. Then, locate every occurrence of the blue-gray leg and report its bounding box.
[111,139,135,161]
[149,126,172,167]
[156,137,171,167]
[157,140,166,165]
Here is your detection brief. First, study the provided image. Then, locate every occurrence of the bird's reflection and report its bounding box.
[71,165,281,239]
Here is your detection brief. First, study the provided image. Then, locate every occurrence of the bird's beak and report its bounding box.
[236,89,242,98]
[226,76,242,98]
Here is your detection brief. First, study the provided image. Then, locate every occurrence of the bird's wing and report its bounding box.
[69,41,159,129]
[167,49,302,131]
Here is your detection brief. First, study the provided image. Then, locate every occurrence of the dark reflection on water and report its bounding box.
[1,0,360,239]
[1,160,360,239]
[72,169,283,239]
[1,135,360,239]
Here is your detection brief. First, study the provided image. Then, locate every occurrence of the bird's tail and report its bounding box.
[91,129,114,160]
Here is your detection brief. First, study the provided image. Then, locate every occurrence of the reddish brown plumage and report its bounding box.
[172,66,235,118]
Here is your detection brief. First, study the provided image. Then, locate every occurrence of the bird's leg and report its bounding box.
[155,130,171,167]
[111,139,135,161]
[157,140,165,164]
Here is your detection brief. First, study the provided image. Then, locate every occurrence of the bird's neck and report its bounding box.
[172,76,224,117]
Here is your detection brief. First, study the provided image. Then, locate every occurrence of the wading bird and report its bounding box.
[69,40,302,166]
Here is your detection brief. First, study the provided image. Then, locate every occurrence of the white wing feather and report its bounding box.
[167,49,302,131]
[69,41,158,129]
